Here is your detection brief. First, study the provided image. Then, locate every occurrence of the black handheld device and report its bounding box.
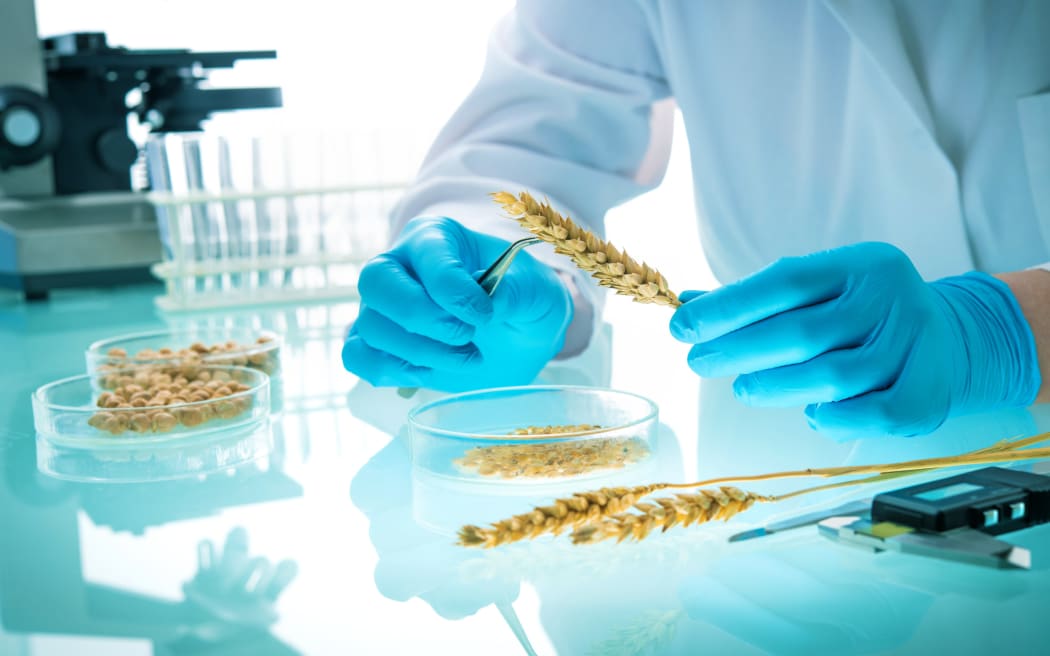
[871,466,1050,535]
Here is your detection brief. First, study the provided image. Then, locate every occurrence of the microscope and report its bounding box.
[0,0,282,300]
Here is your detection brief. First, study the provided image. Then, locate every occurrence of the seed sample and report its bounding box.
[454,424,651,479]
[99,335,279,377]
[88,366,256,437]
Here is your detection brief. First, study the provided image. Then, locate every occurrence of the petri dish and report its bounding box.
[86,329,282,412]
[33,364,271,482]
[86,329,281,376]
[407,385,658,485]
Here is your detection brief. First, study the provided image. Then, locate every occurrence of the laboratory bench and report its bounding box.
[1,283,1049,656]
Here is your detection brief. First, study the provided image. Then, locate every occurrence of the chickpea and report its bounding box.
[107,347,128,358]
[199,402,216,420]
[88,412,113,428]
[130,413,151,432]
[97,392,114,408]
[102,416,124,435]
[154,412,178,431]
[214,400,240,419]
[178,407,205,427]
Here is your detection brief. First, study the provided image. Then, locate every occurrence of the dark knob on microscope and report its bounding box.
[0,86,61,170]
[94,127,138,174]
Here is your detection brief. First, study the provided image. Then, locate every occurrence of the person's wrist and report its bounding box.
[930,271,1041,413]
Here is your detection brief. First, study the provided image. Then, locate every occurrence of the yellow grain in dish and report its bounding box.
[101,335,278,376]
[89,365,255,436]
[455,436,650,479]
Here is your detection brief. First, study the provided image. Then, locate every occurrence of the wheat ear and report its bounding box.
[457,485,661,548]
[571,486,769,545]
[492,191,681,307]
[459,432,1050,548]
[570,434,1050,545]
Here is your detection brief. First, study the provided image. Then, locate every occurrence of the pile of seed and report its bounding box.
[100,335,278,377]
[509,424,602,436]
[88,367,254,436]
[455,431,651,479]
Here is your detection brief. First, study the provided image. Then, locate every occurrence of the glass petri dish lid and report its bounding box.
[33,364,271,482]
[408,385,658,485]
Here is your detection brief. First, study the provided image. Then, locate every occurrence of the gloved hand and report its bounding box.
[343,216,573,391]
[669,242,1040,439]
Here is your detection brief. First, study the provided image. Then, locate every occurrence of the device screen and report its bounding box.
[913,482,985,502]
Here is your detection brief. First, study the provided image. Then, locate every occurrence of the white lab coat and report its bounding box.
[393,0,1050,292]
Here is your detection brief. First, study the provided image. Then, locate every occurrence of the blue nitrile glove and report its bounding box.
[669,242,1040,439]
[342,216,573,391]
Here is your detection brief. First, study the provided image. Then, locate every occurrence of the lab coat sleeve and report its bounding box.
[390,0,674,355]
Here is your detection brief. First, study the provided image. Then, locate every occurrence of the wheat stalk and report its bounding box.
[457,484,661,548]
[571,486,769,545]
[459,432,1050,548]
[492,191,681,307]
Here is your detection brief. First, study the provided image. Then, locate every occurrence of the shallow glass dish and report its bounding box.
[85,329,281,377]
[33,365,271,482]
[408,386,658,485]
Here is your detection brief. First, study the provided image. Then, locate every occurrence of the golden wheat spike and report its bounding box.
[492,191,681,308]
[456,485,661,548]
[570,487,769,545]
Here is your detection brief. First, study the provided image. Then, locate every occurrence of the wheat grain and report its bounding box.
[455,436,650,479]
[492,191,681,307]
[571,486,769,545]
[457,484,661,548]
[509,424,602,436]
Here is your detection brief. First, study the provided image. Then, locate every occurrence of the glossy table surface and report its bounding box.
[2,283,1049,656]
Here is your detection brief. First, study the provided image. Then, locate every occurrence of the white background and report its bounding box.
[33,0,715,292]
